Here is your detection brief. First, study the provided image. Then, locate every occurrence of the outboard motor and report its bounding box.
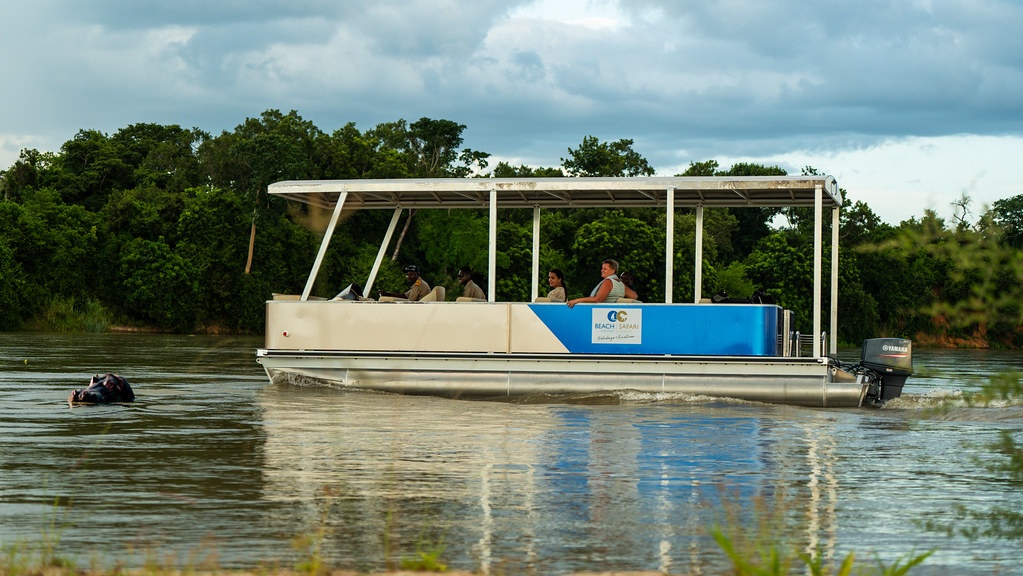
[860,338,913,404]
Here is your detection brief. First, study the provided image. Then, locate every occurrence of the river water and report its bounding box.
[1,333,1021,575]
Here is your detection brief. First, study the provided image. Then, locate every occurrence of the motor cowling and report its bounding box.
[860,338,912,402]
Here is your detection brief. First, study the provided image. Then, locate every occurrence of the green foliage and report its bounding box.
[2,111,1021,343]
[30,297,112,333]
[868,209,1023,346]
[101,185,185,245]
[494,219,535,302]
[571,210,660,299]
[833,248,880,344]
[491,161,564,177]
[54,129,133,210]
[0,236,26,329]
[711,489,932,576]
[1,189,100,321]
[715,261,756,300]
[416,209,490,275]
[117,237,200,332]
[0,148,57,203]
[991,193,1023,248]
[562,135,654,177]
[903,205,1023,545]
[399,534,448,572]
[682,160,788,261]
[365,117,484,178]
[745,229,815,330]
[669,207,743,302]
[111,123,208,193]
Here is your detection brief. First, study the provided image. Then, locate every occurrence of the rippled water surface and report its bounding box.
[1,333,1021,575]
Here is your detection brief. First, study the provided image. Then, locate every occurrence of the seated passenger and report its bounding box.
[379,264,432,301]
[546,268,567,302]
[567,259,625,308]
[457,266,486,300]
[619,271,639,301]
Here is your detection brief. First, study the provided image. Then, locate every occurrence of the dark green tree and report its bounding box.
[117,237,200,332]
[0,149,57,202]
[991,194,1023,248]
[745,229,815,331]
[679,159,719,177]
[111,123,207,193]
[562,136,655,177]
[6,188,99,310]
[491,161,564,178]
[53,129,133,211]
[571,210,660,300]
[719,162,787,258]
[0,210,27,329]
[199,109,329,275]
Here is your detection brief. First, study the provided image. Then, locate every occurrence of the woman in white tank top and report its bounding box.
[567,258,624,307]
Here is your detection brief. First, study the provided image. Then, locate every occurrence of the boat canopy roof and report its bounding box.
[267,175,842,211]
[271,175,843,358]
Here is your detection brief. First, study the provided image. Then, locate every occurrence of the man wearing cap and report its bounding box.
[379,264,432,301]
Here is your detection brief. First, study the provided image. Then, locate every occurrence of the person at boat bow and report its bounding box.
[379,264,432,301]
[567,259,625,308]
[458,266,486,300]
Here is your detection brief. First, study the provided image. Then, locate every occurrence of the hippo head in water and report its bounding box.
[68,373,135,405]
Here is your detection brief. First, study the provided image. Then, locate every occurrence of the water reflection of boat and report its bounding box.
[256,388,843,573]
[256,176,912,407]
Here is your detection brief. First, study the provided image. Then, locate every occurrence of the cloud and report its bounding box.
[2,0,1022,224]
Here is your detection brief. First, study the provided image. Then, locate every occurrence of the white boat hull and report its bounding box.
[257,349,866,407]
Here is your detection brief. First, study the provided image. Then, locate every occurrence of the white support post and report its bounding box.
[831,206,840,355]
[302,191,348,301]
[364,206,403,296]
[531,205,541,303]
[694,205,704,303]
[665,187,675,303]
[812,184,823,358]
[488,188,497,302]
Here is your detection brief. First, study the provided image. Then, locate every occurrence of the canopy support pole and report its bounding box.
[830,206,840,354]
[665,187,675,303]
[531,205,541,302]
[694,205,704,303]
[812,184,823,357]
[364,206,403,296]
[488,188,497,302]
[302,191,348,301]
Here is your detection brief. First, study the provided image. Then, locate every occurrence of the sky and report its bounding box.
[2,0,1022,225]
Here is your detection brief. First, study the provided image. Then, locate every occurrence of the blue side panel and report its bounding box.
[528,304,779,356]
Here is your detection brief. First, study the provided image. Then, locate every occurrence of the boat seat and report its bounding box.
[419,286,446,302]
[455,297,487,302]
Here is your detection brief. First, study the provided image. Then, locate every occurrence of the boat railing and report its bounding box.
[785,331,826,357]
[776,308,826,357]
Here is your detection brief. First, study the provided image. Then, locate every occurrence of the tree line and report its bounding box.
[1,109,1020,346]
